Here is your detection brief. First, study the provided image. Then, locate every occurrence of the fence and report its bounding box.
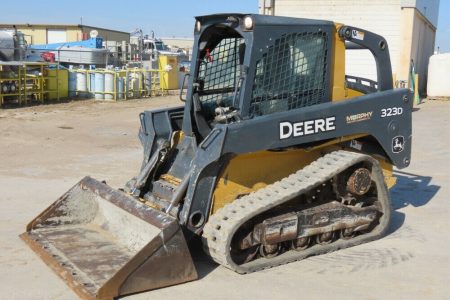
[0,45,174,106]
[0,61,61,105]
[68,68,168,101]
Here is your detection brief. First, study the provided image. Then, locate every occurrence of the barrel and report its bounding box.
[68,71,76,98]
[116,76,124,100]
[128,71,140,98]
[89,72,95,98]
[94,72,104,100]
[10,82,16,93]
[104,73,114,100]
[145,71,152,96]
[76,71,87,98]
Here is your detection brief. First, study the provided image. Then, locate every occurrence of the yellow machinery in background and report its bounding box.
[158,55,179,90]
[0,61,68,106]
[46,68,68,100]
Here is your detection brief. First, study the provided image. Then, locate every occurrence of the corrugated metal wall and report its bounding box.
[14,28,47,44]
[409,9,436,92]
[81,26,129,44]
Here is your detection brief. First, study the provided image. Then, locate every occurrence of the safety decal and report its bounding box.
[350,139,363,151]
[351,29,365,41]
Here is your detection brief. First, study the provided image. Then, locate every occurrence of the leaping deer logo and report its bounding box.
[392,136,404,153]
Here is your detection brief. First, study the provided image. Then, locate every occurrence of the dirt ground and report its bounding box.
[0,97,449,300]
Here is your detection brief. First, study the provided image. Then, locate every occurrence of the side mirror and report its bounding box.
[179,73,190,102]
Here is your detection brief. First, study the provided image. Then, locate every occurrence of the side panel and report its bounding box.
[183,136,399,231]
[181,89,412,229]
[210,146,396,215]
[210,149,321,214]
[223,89,412,168]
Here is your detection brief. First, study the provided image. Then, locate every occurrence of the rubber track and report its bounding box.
[202,150,391,273]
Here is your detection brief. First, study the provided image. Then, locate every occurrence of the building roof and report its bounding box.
[0,23,130,35]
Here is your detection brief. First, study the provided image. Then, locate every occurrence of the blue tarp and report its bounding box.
[30,37,103,50]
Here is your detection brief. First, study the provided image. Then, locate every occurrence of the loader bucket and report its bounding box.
[20,176,198,300]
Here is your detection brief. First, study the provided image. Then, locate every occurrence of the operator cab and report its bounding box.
[187,14,333,140]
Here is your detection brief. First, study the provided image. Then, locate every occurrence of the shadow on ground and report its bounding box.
[390,170,440,209]
[387,170,440,235]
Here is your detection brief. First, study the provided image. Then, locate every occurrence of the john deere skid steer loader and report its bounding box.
[21,14,412,299]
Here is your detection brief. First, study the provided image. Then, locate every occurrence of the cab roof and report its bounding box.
[195,13,334,27]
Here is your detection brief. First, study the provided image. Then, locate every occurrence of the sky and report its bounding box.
[0,0,258,37]
[435,0,450,52]
[1,0,449,52]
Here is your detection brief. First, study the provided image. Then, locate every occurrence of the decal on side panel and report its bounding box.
[280,117,336,140]
[392,136,405,153]
[381,107,403,118]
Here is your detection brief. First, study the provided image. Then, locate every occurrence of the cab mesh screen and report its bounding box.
[250,32,328,116]
[198,38,244,118]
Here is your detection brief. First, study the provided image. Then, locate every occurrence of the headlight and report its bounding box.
[196,21,201,32]
[243,16,253,30]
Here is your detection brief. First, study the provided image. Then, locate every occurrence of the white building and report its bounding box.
[259,0,440,94]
